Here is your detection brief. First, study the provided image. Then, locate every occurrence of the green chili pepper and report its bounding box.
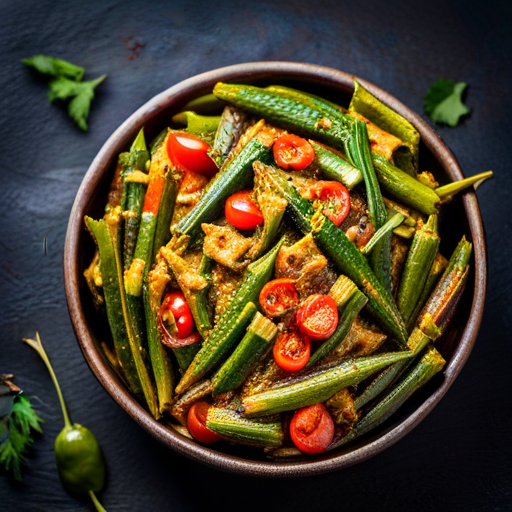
[23,333,107,512]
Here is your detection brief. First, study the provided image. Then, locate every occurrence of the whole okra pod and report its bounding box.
[330,346,445,450]
[418,236,472,340]
[397,215,440,327]
[242,350,414,417]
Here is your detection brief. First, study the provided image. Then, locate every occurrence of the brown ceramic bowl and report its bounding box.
[64,62,487,477]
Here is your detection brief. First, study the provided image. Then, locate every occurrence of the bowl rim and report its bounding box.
[63,61,487,477]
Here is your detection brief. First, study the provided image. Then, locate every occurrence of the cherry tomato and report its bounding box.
[310,181,351,226]
[273,134,315,171]
[167,132,218,176]
[225,190,264,230]
[161,290,194,339]
[296,294,339,341]
[259,278,300,317]
[187,401,221,444]
[290,403,335,454]
[273,331,311,371]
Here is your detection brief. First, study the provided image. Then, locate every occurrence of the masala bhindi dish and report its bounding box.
[84,80,484,456]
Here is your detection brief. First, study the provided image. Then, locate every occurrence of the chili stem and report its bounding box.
[22,333,71,428]
[89,490,108,512]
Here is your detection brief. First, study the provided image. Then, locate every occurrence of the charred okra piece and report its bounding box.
[330,346,445,450]
[176,238,284,393]
[243,350,414,417]
[306,276,368,367]
[206,407,284,448]
[212,312,278,396]
[397,215,440,327]
[120,129,150,271]
[418,236,472,340]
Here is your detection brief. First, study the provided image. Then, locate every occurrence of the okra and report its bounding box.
[349,80,420,175]
[353,328,430,410]
[206,407,284,448]
[310,141,363,190]
[176,238,285,394]
[418,236,472,340]
[212,312,278,396]
[243,350,414,417]
[143,276,175,414]
[171,111,221,135]
[435,171,493,200]
[406,252,448,332]
[398,215,440,327]
[361,213,405,255]
[330,346,445,450]
[307,283,368,367]
[210,106,248,167]
[85,213,158,417]
[257,162,407,344]
[174,135,273,239]
[372,153,440,216]
[120,129,150,270]
[151,170,179,263]
[170,379,213,426]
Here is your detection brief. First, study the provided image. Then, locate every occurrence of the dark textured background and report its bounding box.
[1,0,511,510]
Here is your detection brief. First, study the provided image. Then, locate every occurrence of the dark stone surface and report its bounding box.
[1,0,510,510]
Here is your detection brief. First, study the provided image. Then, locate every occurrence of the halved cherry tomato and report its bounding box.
[296,294,339,341]
[310,181,351,226]
[161,290,194,339]
[259,278,300,317]
[273,331,311,371]
[187,401,221,444]
[167,132,218,176]
[225,190,264,230]
[290,403,335,454]
[273,134,315,171]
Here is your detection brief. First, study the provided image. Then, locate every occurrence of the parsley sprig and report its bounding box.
[22,54,106,131]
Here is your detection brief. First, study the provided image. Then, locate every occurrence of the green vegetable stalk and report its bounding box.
[22,333,107,512]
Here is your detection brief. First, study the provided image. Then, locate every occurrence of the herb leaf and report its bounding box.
[424,79,470,127]
[0,395,43,481]
[47,75,106,131]
[22,54,84,81]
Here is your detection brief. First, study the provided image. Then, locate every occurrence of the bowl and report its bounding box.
[63,62,487,477]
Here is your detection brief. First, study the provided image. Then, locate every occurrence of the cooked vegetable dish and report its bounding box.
[84,80,486,457]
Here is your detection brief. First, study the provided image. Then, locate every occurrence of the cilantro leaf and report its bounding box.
[47,75,106,131]
[424,79,470,127]
[22,54,84,81]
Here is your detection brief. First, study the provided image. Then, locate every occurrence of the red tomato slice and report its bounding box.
[290,404,335,454]
[259,278,300,317]
[187,402,221,444]
[225,190,264,230]
[296,294,339,341]
[273,331,311,371]
[310,181,351,226]
[273,134,315,171]
[167,132,218,176]
[161,290,194,339]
